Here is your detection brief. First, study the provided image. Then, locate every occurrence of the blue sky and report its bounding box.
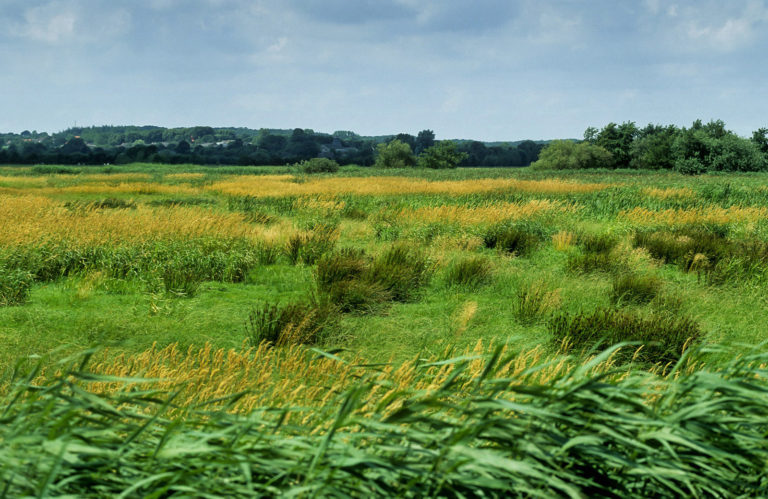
[1,0,767,141]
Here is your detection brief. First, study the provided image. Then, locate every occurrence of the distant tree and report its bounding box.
[751,128,768,154]
[465,141,487,165]
[395,133,416,150]
[531,140,612,170]
[595,121,638,168]
[59,138,90,155]
[418,141,468,169]
[414,129,435,154]
[630,124,679,169]
[583,127,599,143]
[374,139,416,168]
[175,140,191,154]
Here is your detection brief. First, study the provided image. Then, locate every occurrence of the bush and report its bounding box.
[417,141,468,169]
[0,267,33,306]
[295,158,339,174]
[444,255,493,289]
[245,299,339,346]
[374,140,416,168]
[531,140,613,170]
[610,273,662,305]
[549,307,702,365]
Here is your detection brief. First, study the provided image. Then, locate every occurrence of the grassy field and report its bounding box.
[2,163,768,495]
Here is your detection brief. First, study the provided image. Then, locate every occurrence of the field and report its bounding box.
[2,163,768,495]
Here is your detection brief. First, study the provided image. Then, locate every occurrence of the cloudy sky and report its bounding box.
[1,0,767,140]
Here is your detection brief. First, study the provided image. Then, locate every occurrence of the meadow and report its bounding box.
[2,163,768,495]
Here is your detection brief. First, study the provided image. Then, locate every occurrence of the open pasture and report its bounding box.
[2,164,768,495]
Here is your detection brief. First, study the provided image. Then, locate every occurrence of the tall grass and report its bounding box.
[3,343,768,496]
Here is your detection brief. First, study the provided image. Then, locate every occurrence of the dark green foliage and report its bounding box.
[5,346,768,496]
[367,243,431,302]
[549,307,702,365]
[0,239,258,287]
[566,232,621,273]
[611,273,662,304]
[444,255,493,289]
[531,140,613,170]
[633,227,731,272]
[146,197,217,208]
[483,222,544,256]
[417,141,468,169]
[245,299,338,346]
[0,266,33,306]
[374,139,416,168]
[295,157,340,174]
[161,260,203,297]
[64,198,136,210]
[315,246,430,312]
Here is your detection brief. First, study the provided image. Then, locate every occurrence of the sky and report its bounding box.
[1,0,768,141]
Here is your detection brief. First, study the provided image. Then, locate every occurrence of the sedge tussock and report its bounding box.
[621,205,768,226]
[207,175,611,198]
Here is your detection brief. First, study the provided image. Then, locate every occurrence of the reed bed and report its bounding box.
[3,343,765,497]
[621,205,768,226]
[0,195,277,246]
[208,174,611,197]
[394,199,575,226]
[641,186,695,200]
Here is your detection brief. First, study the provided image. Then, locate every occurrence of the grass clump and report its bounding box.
[483,222,545,256]
[285,224,338,265]
[549,307,702,365]
[566,232,622,274]
[367,243,431,302]
[610,272,662,305]
[514,281,560,324]
[444,255,493,289]
[245,299,339,346]
[0,266,33,306]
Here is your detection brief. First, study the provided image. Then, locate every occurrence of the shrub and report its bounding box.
[610,273,662,305]
[417,141,468,169]
[0,266,33,306]
[531,140,613,170]
[444,255,493,289]
[374,140,416,168]
[296,158,339,174]
[245,299,339,346]
[549,307,702,365]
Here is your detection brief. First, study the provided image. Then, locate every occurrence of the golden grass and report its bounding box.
[80,339,655,423]
[78,173,152,182]
[0,195,279,246]
[207,175,611,198]
[395,199,575,226]
[620,206,768,226]
[641,187,695,200]
[164,172,206,181]
[551,230,575,251]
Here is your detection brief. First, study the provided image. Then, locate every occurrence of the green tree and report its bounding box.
[414,130,435,154]
[531,140,612,170]
[417,141,468,169]
[595,121,638,168]
[374,139,416,168]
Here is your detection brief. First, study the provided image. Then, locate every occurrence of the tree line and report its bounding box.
[533,120,768,173]
[0,126,544,167]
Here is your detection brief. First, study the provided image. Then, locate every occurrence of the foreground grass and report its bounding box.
[2,343,767,497]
